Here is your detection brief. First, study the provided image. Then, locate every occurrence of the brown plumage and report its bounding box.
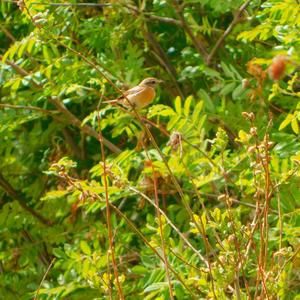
[105,77,163,109]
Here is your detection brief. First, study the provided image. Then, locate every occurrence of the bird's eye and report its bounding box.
[151,81,155,84]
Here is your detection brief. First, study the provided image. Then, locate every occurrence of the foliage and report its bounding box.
[0,0,299,299]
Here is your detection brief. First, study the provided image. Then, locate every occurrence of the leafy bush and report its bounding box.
[0,0,299,299]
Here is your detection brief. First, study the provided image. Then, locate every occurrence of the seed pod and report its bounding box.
[268,55,287,81]
[250,127,257,136]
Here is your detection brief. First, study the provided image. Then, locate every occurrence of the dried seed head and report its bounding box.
[254,169,262,175]
[242,112,255,121]
[268,55,288,81]
[242,79,250,89]
[247,146,256,153]
[228,234,235,243]
[167,131,182,151]
[17,0,25,11]
[250,127,257,136]
[217,194,226,201]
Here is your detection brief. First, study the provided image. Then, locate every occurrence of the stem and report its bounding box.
[0,172,52,226]
[96,92,124,299]
[143,144,174,300]
[34,258,56,300]
[206,0,252,65]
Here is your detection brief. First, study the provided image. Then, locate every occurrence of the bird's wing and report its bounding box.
[104,86,146,104]
[120,86,146,98]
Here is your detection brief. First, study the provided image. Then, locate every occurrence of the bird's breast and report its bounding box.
[127,87,156,109]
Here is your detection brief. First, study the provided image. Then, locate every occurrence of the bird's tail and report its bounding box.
[102,99,119,104]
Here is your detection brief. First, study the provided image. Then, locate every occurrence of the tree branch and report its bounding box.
[206,0,252,65]
[0,55,122,154]
[125,5,182,26]
[21,230,51,266]
[49,97,121,154]
[143,28,185,99]
[62,128,84,159]
[0,103,57,114]
[31,2,111,7]
[145,14,181,26]
[0,172,52,226]
[172,1,208,59]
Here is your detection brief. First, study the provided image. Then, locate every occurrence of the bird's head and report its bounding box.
[139,77,163,88]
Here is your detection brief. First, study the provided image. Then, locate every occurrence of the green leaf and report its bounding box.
[11,78,22,91]
[8,43,18,60]
[291,118,299,134]
[80,241,91,255]
[17,39,28,58]
[183,95,193,116]
[221,61,234,78]
[53,248,66,258]
[174,96,182,114]
[132,265,148,274]
[279,114,293,131]
[147,104,175,118]
[144,282,169,293]
[42,45,52,64]
[232,83,244,99]
[220,82,236,96]
[26,37,36,54]
[1,49,10,63]
[192,100,203,124]
[198,89,214,112]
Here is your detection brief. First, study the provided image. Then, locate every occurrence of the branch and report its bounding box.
[0,103,56,114]
[49,97,121,154]
[2,1,111,7]
[0,172,52,226]
[125,5,182,26]
[143,28,185,99]
[62,128,84,159]
[0,55,30,77]
[206,0,252,65]
[0,25,16,42]
[0,55,122,154]
[21,230,51,266]
[145,14,181,26]
[172,1,208,59]
[31,2,111,7]
[0,103,96,157]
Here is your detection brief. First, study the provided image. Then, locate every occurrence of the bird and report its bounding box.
[104,77,163,110]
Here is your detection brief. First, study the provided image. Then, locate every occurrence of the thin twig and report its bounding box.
[110,204,198,299]
[2,0,111,6]
[145,14,181,26]
[142,27,185,99]
[0,172,52,226]
[49,97,121,154]
[0,103,56,114]
[0,55,122,154]
[172,1,208,59]
[96,89,124,299]
[32,2,111,7]
[0,25,16,42]
[129,187,208,267]
[0,55,29,76]
[21,230,51,266]
[125,5,181,26]
[142,143,174,300]
[34,258,56,300]
[54,168,198,297]
[206,0,252,65]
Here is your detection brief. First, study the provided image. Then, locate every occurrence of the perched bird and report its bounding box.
[104,77,163,110]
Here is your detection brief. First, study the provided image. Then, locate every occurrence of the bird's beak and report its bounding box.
[158,79,164,84]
